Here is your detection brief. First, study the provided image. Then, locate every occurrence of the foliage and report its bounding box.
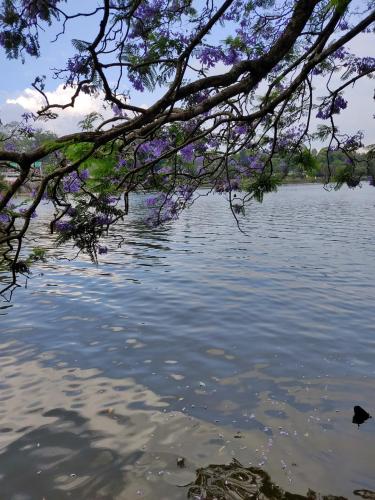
[26,247,47,264]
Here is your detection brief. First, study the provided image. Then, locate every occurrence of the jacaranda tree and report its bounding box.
[0,0,375,292]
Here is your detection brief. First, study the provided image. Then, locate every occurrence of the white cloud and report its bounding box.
[4,84,112,135]
[6,84,105,116]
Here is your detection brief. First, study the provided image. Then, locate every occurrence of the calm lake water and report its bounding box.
[1,184,375,499]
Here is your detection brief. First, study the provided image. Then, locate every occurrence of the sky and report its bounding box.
[0,3,374,145]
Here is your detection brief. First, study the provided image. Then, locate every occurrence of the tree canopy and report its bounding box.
[1,0,375,293]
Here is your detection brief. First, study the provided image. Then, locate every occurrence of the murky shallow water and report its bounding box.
[1,184,375,499]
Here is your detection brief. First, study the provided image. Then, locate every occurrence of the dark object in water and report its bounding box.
[188,458,349,499]
[177,457,185,468]
[353,406,372,427]
[354,489,375,499]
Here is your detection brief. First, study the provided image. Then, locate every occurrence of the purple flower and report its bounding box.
[67,207,77,217]
[139,139,169,158]
[144,194,180,226]
[133,0,164,22]
[339,21,349,30]
[63,173,80,193]
[112,103,125,117]
[55,220,72,232]
[21,112,36,123]
[355,56,375,74]
[4,142,16,152]
[317,95,348,120]
[249,156,263,171]
[117,157,127,170]
[223,48,241,65]
[333,47,347,60]
[67,55,88,76]
[180,144,195,162]
[102,195,118,205]
[146,195,160,207]
[234,125,247,135]
[128,72,145,92]
[80,169,89,180]
[0,213,10,224]
[177,185,194,201]
[94,214,112,225]
[312,67,323,76]
[98,245,108,255]
[215,177,241,193]
[62,170,89,193]
[197,46,223,68]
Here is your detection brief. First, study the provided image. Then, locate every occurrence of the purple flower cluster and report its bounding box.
[146,195,160,207]
[4,142,16,152]
[116,157,127,170]
[66,206,77,217]
[55,220,72,232]
[177,185,194,201]
[340,54,375,76]
[157,166,172,175]
[222,47,241,66]
[101,195,118,205]
[128,72,145,92]
[21,112,37,123]
[333,47,348,61]
[339,20,349,31]
[94,214,112,226]
[197,46,224,69]
[133,0,164,23]
[145,193,180,226]
[342,134,362,151]
[275,126,305,150]
[67,55,88,76]
[97,245,108,255]
[21,0,60,21]
[139,139,169,158]
[180,144,195,162]
[215,177,241,193]
[316,95,347,120]
[0,213,10,224]
[354,56,375,74]
[234,125,248,136]
[112,104,127,117]
[248,156,264,171]
[62,170,89,193]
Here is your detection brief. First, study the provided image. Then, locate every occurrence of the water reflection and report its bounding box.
[1,186,375,497]
[0,408,138,500]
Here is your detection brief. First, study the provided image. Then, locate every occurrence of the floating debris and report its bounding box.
[353,406,372,427]
[187,459,351,499]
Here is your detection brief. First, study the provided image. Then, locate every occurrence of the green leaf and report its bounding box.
[298,150,320,176]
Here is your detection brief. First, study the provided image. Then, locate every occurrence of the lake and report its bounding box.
[1,183,375,499]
